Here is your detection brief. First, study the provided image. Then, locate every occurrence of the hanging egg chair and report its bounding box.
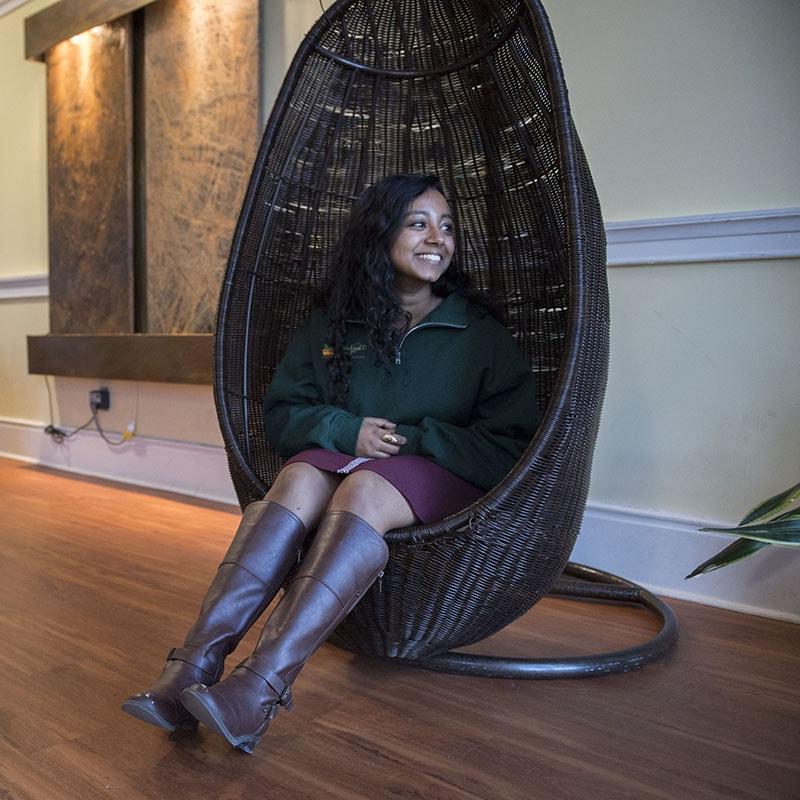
[214,0,676,677]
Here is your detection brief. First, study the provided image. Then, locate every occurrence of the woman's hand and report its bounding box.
[355,417,408,458]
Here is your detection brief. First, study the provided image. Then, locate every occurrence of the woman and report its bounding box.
[123,174,539,753]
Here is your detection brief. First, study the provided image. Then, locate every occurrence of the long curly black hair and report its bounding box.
[319,173,474,403]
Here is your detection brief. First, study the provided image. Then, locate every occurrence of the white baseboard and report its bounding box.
[575,503,800,623]
[0,416,238,506]
[1,416,796,622]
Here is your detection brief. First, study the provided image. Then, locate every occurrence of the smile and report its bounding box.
[415,253,442,262]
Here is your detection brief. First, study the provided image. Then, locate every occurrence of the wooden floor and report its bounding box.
[0,457,797,800]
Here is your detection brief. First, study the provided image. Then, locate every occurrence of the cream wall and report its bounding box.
[594,259,800,516]
[0,0,48,274]
[546,0,800,220]
[544,0,800,518]
[1,1,798,523]
[0,297,49,421]
[1,0,52,427]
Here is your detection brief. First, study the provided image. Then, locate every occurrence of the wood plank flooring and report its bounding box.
[0,456,797,799]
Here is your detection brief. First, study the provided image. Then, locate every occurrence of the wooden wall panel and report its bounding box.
[46,18,135,334]
[143,0,260,334]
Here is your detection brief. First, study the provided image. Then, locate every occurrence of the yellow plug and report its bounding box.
[122,420,136,441]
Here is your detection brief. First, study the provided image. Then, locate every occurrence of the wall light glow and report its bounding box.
[69,24,124,47]
[63,23,126,83]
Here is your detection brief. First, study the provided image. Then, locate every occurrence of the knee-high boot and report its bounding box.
[180,510,389,752]
[121,500,306,732]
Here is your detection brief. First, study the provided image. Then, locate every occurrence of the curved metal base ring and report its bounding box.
[392,562,678,679]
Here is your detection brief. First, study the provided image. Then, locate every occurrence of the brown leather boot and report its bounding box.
[180,510,389,752]
[121,501,306,732]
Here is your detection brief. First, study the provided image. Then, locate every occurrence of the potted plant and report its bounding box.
[686,481,800,578]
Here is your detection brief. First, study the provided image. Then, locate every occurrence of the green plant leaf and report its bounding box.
[699,518,800,545]
[686,538,769,579]
[739,481,800,526]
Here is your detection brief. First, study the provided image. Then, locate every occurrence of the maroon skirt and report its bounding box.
[283,448,484,525]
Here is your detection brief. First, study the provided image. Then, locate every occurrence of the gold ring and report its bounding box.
[381,433,399,445]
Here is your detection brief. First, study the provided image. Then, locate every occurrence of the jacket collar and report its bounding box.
[419,291,469,327]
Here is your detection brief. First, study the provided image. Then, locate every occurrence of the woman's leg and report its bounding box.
[180,471,414,752]
[122,462,340,732]
[261,461,342,527]
[325,468,417,533]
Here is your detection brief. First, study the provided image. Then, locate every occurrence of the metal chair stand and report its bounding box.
[387,563,678,679]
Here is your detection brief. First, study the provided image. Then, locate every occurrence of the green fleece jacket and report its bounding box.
[262,292,539,490]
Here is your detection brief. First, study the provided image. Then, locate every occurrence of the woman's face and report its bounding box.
[389,188,455,290]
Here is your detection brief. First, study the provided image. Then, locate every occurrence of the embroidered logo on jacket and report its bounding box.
[345,342,368,358]
[320,343,368,359]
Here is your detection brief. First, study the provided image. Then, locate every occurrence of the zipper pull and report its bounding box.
[377,569,385,593]
[394,350,401,366]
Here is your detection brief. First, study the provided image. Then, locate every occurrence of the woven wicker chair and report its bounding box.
[214,0,676,678]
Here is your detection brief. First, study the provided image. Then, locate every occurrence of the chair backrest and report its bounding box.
[214,0,609,659]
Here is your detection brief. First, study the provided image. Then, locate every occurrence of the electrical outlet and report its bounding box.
[89,387,110,411]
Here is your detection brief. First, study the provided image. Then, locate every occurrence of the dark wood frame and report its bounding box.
[25,0,156,61]
[27,334,212,384]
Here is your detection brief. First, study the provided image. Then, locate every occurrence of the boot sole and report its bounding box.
[180,687,262,753]
[121,697,198,733]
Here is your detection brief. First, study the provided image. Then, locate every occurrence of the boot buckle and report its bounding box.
[278,686,294,712]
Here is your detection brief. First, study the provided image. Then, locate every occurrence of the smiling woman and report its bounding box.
[123,173,540,752]
[389,187,456,311]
